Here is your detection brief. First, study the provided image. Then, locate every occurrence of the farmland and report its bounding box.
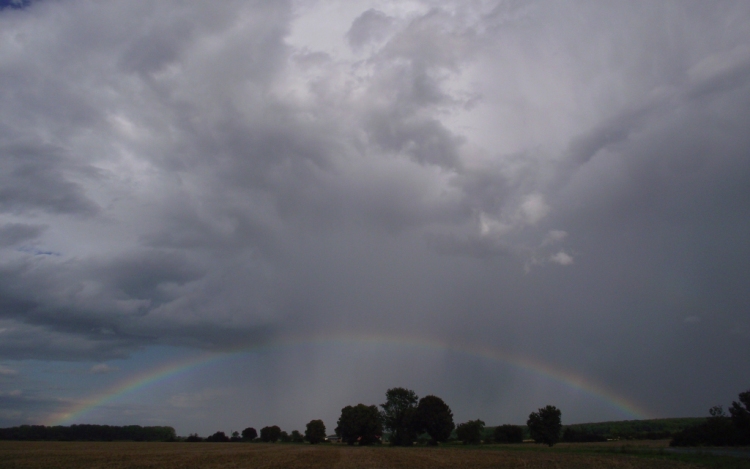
[1,441,747,469]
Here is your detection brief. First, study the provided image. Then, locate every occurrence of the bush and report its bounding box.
[456,420,485,445]
[259,426,281,443]
[493,424,523,443]
[205,431,230,442]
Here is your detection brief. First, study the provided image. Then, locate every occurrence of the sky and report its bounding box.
[0,0,749,437]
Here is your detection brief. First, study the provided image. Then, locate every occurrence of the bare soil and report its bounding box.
[0,441,711,469]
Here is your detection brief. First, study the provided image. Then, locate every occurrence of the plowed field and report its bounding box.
[0,441,730,469]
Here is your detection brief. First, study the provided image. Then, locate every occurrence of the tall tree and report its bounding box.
[336,404,382,445]
[729,389,750,444]
[527,405,562,447]
[380,387,419,446]
[414,395,454,445]
[305,419,327,444]
[259,425,281,443]
[241,427,257,441]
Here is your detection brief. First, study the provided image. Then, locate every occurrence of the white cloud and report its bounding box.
[549,251,574,266]
[90,363,117,374]
[542,230,568,246]
[0,365,18,376]
[519,193,550,226]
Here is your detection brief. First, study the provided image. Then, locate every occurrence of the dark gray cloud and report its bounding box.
[346,9,394,49]
[0,390,68,427]
[0,0,748,433]
[0,143,99,215]
[0,223,45,247]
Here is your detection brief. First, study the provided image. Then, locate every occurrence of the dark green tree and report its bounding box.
[305,419,327,444]
[456,419,485,445]
[380,387,419,446]
[259,425,281,443]
[493,424,524,443]
[336,404,382,445]
[279,431,290,442]
[241,427,257,441]
[527,405,562,447]
[414,395,454,445]
[205,431,230,442]
[729,389,750,444]
[291,430,304,443]
[230,431,241,442]
[671,405,734,446]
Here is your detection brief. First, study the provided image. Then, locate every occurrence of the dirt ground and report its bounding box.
[0,440,721,469]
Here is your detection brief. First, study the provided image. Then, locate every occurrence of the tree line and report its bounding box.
[206,386,747,447]
[178,387,564,446]
[8,387,745,446]
[0,424,176,441]
[334,388,563,446]
[670,388,750,447]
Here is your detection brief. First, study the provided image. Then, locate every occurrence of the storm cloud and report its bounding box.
[0,0,749,434]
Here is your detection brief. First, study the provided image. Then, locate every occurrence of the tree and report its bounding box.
[671,389,750,447]
[671,405,734,446]
[729,389,750,445]
[290,430,304,443]
[380,387,419,446]
[230,431,241,442]
[259,425,281,443]
[241,427,257,441]
[527,405,562,447]
[493,424,523,443]
[414,395,454,445]
[336,404,382,445]
[205,431,230,442]
[456,419,485,445]
[305,419,327,444]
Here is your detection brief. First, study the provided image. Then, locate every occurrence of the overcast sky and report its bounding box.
[1,0,749,436]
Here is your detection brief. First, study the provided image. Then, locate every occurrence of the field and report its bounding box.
[1,441,748,469]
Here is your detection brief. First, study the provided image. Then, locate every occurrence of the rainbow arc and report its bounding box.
[47,332,651,425]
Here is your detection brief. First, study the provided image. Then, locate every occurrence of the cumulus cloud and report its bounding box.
[346,9,394,49]
[549,251,574,266]
[542,230,568,246]
[0,0,749,432]
[89,364,116,374]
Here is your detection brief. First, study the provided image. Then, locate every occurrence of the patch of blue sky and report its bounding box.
[0,0,32,10]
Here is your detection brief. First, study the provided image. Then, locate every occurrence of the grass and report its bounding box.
[0,440,747,469]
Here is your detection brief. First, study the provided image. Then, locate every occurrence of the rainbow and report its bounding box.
[46,332,652,425]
